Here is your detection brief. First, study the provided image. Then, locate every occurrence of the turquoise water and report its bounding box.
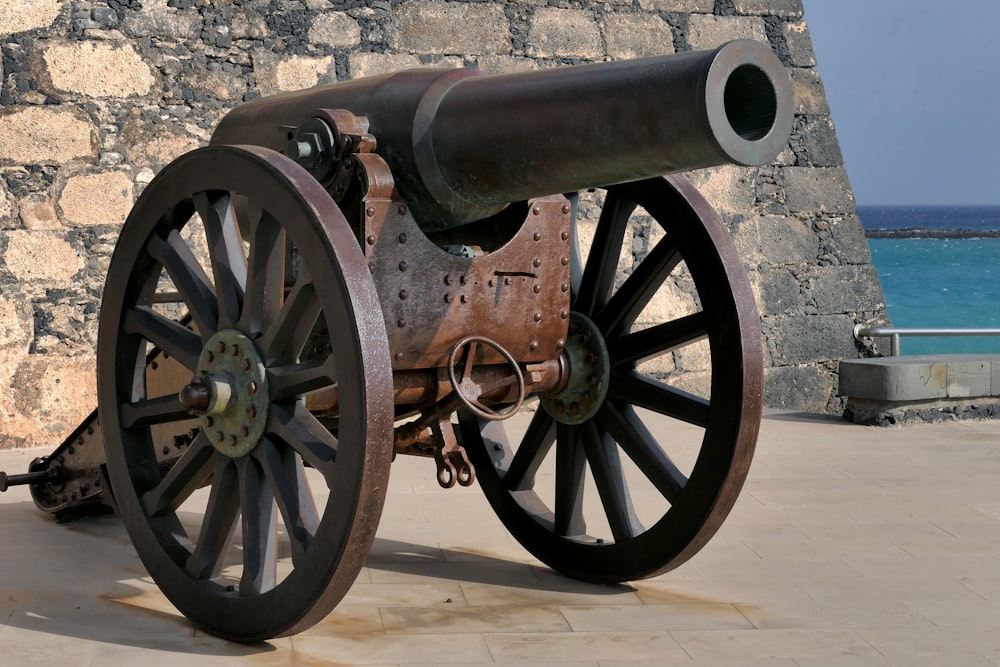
[865,216,1000,355]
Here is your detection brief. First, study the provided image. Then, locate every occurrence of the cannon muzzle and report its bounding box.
[212,40,792,230]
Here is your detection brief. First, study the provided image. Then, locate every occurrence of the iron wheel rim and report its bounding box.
[97,145,392,641]
[461,174,762,583]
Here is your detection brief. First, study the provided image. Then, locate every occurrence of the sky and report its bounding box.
[802,1,1000,206]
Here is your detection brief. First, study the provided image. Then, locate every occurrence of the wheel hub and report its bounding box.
[541,312,610,425]
[183,330,269,458]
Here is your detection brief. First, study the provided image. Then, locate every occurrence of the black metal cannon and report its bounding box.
[1,40,791,642]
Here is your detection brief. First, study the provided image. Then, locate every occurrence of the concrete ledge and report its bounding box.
[839,354,1000,425]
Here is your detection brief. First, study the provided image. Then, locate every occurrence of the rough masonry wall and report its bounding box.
[0,0,885,448]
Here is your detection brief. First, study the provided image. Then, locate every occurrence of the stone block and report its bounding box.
[757,215,819,265]
[635,277,698,327]
[807,265,883,313]
[527,8,603,60]
[637,0,713,12]
[733,0,803,17]
[685,165,758,216]
[800,116,843,167]
[1,354,96,450]
[0,0,62,35]
[254,51,335,95]
[187,67,250,103]
[783,166,855,215]
[473,56,538,75]
[764,364,835,412]
[1,185,19,228]
[231,8,269,40]
[123,127,199,169]
[1,230,84,285]
[686,15,767,51]
[758,267,801,315]
[309,12,362,48]
[783,21,816,67]
[38,41,157,99]
[348,53,461,79]
[993,360,1000,395]
[768,313,858,365]
[0,300,33,354]
[947,360,991,398]
[790,68,830,115]
[675,338,710,373]
[122,0,202,38]
[387,2,511,56]
[666,369,710,399]
[602,14,674,60]
[829,215,872,265]
[17,196,61,230]
[0,106,99,166]
[57,169,134,227]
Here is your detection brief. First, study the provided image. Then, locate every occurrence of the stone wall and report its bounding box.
[0,0,886,448]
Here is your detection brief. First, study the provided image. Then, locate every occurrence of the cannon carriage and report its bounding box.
[0,40,791,642]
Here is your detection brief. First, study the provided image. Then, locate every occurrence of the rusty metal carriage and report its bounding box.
[0,40,792,642]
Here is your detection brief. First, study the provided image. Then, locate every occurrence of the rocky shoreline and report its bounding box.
[866,228,1000,239]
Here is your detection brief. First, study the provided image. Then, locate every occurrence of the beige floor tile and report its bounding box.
[734,598,933,630]
[484,631,689,662]
[340,582,468,607]
[367,559,544,586]
[292,633,493,664]
[671,628,879,661]
[381,604,570,634]
[858,625,1000,659]
[460,581,641,608]
[558,603,753,632]
[296,606,386,637]
[0,626,101,665]
[91,638,294,666]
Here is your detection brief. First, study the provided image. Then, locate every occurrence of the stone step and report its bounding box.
[839,354,1000,425]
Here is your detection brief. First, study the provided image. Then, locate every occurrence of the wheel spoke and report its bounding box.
[147,231,219,337]
[579,420,644,543]
[123,306,202,370]
[259,270,321,365]
[120,394,192,428]
[140,433,215,517]
[266,402,338,481]
[574,191,635,316]
[597,402,686,503]
[267,357,337,402]
[554,424,587,537]
[195,191,247,330]
[238,211,285,335]
[607,312,708,368]
[609,369,709,427]
[185,457,240,580]
[254,437,319,568]
[503,408,555,491]
[237,456,278,596]
[594,235,682,337]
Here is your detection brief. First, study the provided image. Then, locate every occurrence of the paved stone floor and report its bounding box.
[2,413,1000,666]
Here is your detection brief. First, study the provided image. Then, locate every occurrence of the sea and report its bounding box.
[859,205,1000,355]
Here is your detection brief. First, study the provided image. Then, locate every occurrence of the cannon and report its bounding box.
[0,40,791,641]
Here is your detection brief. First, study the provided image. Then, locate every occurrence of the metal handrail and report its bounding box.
[853,324,1000,356]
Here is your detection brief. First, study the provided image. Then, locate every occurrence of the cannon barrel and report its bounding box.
[211,40,792,230]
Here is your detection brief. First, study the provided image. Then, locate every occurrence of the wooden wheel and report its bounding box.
[97,145,393,641]
[459,174,762,583]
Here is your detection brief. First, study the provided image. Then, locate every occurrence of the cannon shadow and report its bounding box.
[0,497,636,655]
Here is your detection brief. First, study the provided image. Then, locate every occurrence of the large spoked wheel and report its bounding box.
[97,145,393,641]
[460,174,762,583]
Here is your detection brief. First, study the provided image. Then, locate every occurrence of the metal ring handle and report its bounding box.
[447,336,525,421]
